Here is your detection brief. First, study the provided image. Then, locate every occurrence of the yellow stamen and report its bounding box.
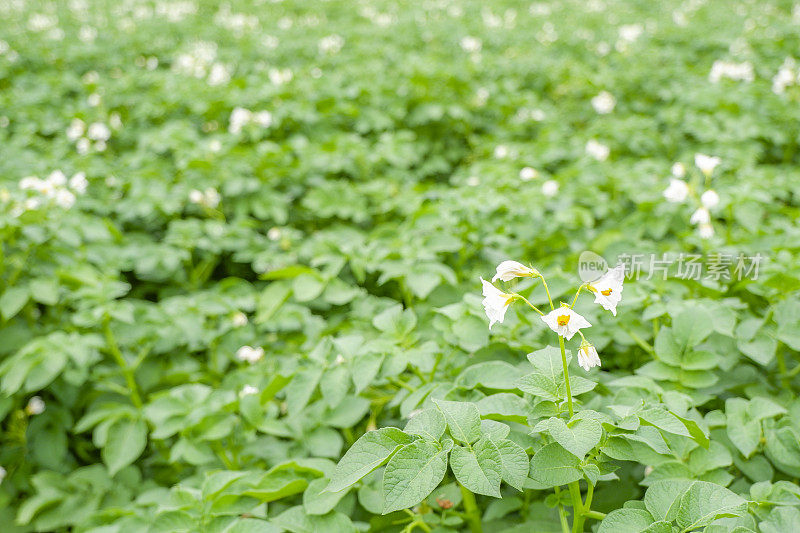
[601,288,612,296]
[557,315,570,326]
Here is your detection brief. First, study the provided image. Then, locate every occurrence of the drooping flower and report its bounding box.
[481,278,515,329]
[492,260,540,282]
[694,153,721,176]
[690,207,710,225]
[587,264,625,316]
[700,189,719,209]
[663,178,689,203]
[577,341,601,371]
[541,305,592,340]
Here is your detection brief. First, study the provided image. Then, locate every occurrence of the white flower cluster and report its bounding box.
[708,60,754,83]
[481,261,626,371]
[15,170,87,213]
[67,118,116,154]
[172,41,231,86]
[460,36,482,53]
[591,91,616,114]
[268,68,293,86]
[188,187,221,208]
[772,57,800,94]
[663,154,721,239]
[319,34,345,54]
[236,345,264,364]
[229,107,273,134]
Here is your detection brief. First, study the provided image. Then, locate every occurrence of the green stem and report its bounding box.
[583,510,606,520]
[514,294,545,316]
[459,483,482,533]
[624,327,655,356]
[103,316,143,409]
[568,482,584,533]
[554,487,571,533]
[776,344,791,391]
[570,284,587,308]
[541,277,555,310]
[559,336,574,418]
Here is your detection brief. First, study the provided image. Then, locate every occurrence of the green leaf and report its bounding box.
[598,509,656,533]
[534,417,602,459]
[672,308,714,347]
[327,427,413,492]
[450,439,502,497]
[102,418,148,476]
[644,480,693,522]
[675,481,748,531]
[529,442,582,488]
[493,439,529,491]
[382,440,448,514]
[638,408,690,438]
[303,478,348,515]
[404,408,446,441]
[0,286,29,320]
[456,361,520,390]
[432,398,481,444]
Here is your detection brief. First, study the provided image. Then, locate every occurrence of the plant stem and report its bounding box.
[459,483,482,533]
[558,336,573,418]
[568,481,585,533]
[776,343,791,391]
[515,294,545,316]
[583,510,606,520]
[570,284,587,308]
[541,277,555,310]
[554,487,571,533]
[103,316,143,409]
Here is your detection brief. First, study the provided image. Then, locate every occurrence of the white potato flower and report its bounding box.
[189,189,204,204]
[47,170,67,187]
[663,178,689,203]
[69,172,88,194]
[700,189,720,209]
[54,188,76,209]
[671,162,686,178]
[19,176,42,190]
[591,91,616,114]
[586,139,610,161]
[25,396,45,415]
[240,385,259,397]
[690,207,710,225]
[519,167,538,181]
[578,341,601,371]
[481,278,515,329]
[232,312,248,327]
[542,180,559,197]
[587,264,625,316]
[492,260,540,282]
[698,223,714,239]
[87,122,111,141]
[236,345,264,363]
[541,306,592,340]
[694,153,720,176]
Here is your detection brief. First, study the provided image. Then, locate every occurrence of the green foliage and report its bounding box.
[2,0,800,531]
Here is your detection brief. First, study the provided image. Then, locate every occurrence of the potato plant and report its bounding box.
[2,0,800,532]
